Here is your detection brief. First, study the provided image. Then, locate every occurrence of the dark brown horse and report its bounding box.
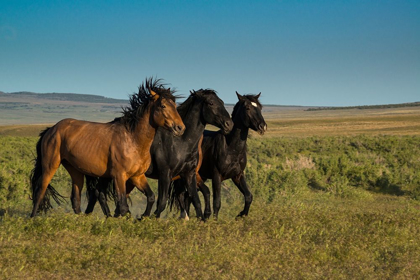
[30,78,185,217]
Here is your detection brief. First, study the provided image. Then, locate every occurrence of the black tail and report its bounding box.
[30,128,66,213]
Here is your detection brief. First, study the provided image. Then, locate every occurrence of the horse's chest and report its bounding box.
[172,152,197,175]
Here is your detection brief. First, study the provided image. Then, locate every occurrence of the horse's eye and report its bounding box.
[209,102,214,106]
[161,105,166,109]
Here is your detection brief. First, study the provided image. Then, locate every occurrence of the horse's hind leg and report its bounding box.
[114,175,130,217]
[138,175,155,218]
[30,140,61,217]
[31,168,59,217]
[62,162,84,214]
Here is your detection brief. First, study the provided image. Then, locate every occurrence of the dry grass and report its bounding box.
[283,155,315,171]
[256,107,420,137]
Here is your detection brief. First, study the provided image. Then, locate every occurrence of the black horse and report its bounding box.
[172,92,267,219]
[85,89,233,219]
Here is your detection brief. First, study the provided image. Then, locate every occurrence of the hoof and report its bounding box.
[136,215,151,221]
[179,212,189,221]
[204,212,212,220]
[235,213,247,220]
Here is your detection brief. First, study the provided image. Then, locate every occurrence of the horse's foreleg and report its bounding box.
[154,171,171,218]
[85,176,101,215]
[198,181,211,220]
[185,172,203,220]
[93,178,112,217]
[172,179,189,220]
[232,172,253,217]
[212,170,222,220]
[84,185,98,214]
[97,181,112,217]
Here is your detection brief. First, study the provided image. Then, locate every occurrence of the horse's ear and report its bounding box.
[236,91,243,101]
[190,90,195,96]
[150,89,160,101]
[256,92,261,99]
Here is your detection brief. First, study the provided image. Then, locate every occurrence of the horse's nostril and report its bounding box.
[225,120,233,129]
[175,125,185,133]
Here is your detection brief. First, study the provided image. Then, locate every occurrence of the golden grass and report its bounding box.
[255,106,420,137]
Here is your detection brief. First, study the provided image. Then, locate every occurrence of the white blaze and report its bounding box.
[251,102,258,108]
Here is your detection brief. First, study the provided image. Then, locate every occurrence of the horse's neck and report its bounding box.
[132,109,157,152]
[226,121,249,151]
[180,103,205,146]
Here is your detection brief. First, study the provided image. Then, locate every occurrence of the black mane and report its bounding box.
[232,94,262,119]
[113,77,176,131]
[177,89,217,119]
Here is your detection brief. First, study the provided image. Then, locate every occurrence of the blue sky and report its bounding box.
[1,1,419,106]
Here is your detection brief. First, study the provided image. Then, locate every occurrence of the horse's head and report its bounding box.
[190,89,233,134]
[149,88,185,137]
[233,92,267,135]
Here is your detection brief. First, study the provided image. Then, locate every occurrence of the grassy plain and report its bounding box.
[1,106,420,279]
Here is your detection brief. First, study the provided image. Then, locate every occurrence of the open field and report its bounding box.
[263,106,420,137]
[1,106,420,278]
[2,105,420,137]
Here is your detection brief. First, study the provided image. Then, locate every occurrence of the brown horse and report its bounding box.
[30,78,185,217]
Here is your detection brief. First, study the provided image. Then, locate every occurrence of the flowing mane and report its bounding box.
[177,89,217,119]
[231,94,263,119]
[114,77,177,131]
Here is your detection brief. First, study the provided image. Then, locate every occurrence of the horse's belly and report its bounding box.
[64,153,109,177]
[221,162,242,180]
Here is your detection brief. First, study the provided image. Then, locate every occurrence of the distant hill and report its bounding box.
[0,90,301,125]
[0,91,129,125]
[306,102,420,111]
[3,91,127,104]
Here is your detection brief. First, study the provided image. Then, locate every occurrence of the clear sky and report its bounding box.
[1,0,419,106]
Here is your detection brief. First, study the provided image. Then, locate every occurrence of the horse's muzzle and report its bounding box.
[257,123,267,135]
[222,119,234,135]
[172,124,186,136]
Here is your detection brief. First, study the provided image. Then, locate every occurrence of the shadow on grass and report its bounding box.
[308,177,405,197]
[0,207,32,218]
[372,177,405,196]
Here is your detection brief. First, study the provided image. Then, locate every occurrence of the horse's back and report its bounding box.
[43,118,124,177]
